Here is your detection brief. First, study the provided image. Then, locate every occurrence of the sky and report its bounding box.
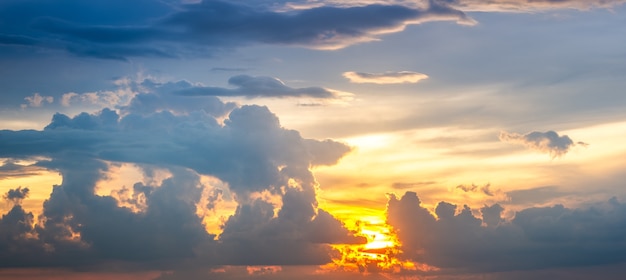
[1,0,626,279]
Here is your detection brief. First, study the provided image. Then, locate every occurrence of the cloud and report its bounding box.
[448,0,626,12]
[0,0,472,60]
[0,160,44,179]
[507,186,569,205]
[210,67,250,72]
[4,187,30,204]
[60,75,347,112]
[386,191,626,274]
[499,130,585,158]
[0,86,359,269]
[343,71,429,84]
[21,93,53,109]
[173,75,346,99]
[391,181,436,190]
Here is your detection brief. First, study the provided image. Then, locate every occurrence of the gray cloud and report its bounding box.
[387,191,626,274]
[343,71,429,84]
[21,93,53,109]
[499,130,585,158]
[0,0,472,60]
[0,85,358,269]
[4,187,29,204]
[0,161,43,179]
[173,75,344,99]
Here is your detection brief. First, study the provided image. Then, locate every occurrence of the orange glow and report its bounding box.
[323,212,439,275]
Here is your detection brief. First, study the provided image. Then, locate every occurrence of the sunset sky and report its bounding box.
[1,0,626,279]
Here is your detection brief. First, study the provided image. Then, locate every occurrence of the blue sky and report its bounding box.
[1,1,626,279]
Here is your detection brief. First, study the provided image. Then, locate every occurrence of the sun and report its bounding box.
[324,216,425,274]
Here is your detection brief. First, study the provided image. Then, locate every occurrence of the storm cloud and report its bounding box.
[0,0,472,60]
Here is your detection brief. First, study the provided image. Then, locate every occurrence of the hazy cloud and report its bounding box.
[499,130,585,158]
[343,71,429,84]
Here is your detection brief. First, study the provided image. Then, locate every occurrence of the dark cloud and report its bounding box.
[0,161,43,179]
[0,86,357,269]
[499,130,584,158]
[210,67,250,72]
[4,187,30,204]
[0,0,471,60]
[173,75,342,99]
[387,191,626,273]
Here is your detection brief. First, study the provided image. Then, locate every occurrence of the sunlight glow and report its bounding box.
[323,212,439,275]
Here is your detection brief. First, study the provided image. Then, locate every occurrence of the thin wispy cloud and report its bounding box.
[449,0,626,12]
[173,75,349,99]
[343,71,429,84]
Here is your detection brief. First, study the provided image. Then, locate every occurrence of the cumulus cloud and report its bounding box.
[499,130,585,158]
[0,85,359,269]
[387,191,626,274]
[0,0,472,60]
[343,71,429,84]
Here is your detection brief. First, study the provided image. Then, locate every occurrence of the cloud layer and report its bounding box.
[0,0,472,60]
